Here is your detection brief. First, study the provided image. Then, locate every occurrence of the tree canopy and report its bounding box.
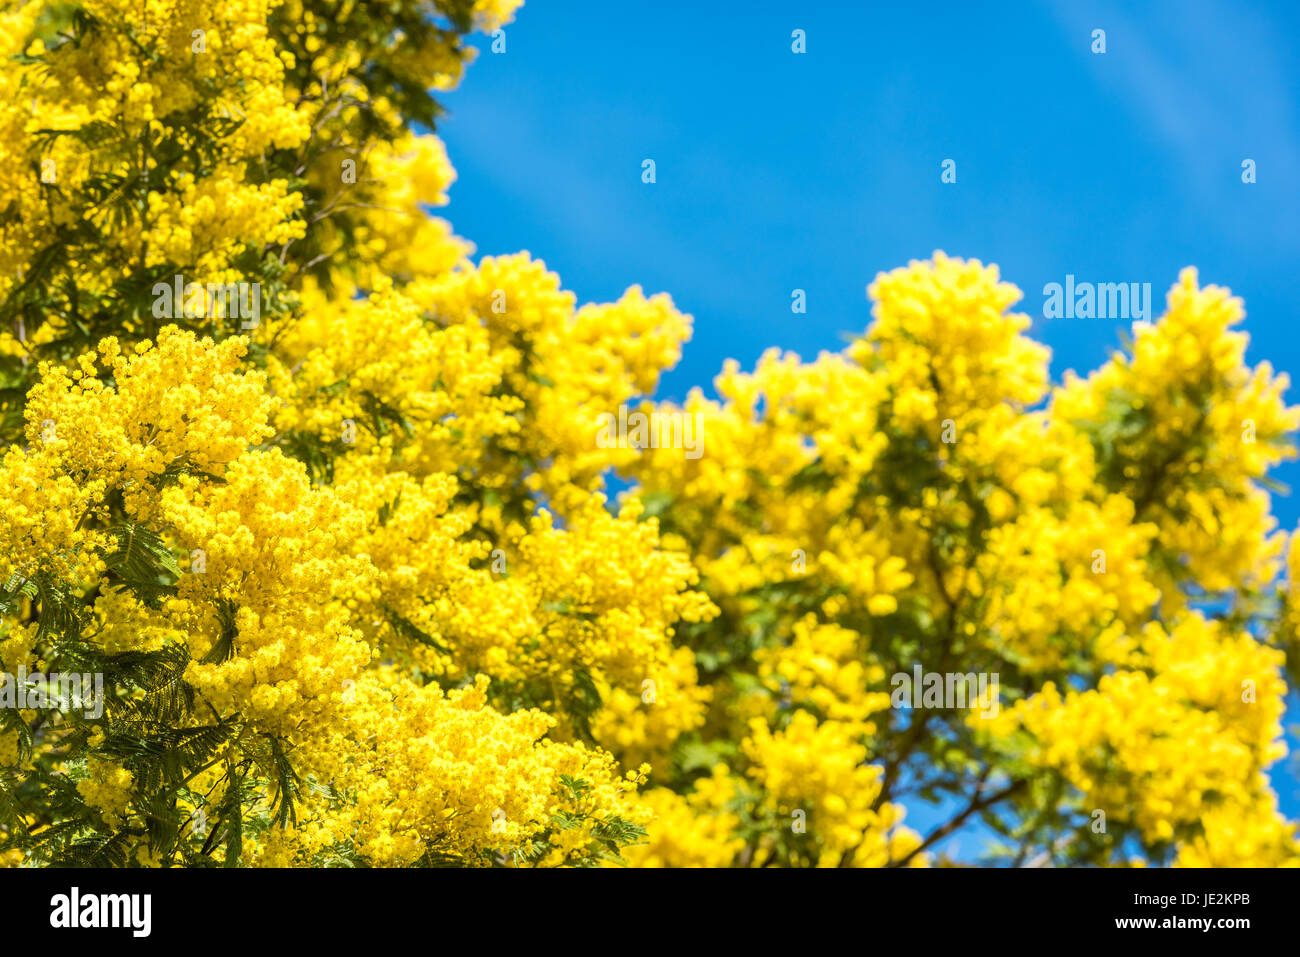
[1,0,1297,868]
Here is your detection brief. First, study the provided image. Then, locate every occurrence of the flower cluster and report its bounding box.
[625,254,1300,867]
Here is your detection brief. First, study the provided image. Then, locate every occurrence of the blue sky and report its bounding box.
[438,0,1300,853]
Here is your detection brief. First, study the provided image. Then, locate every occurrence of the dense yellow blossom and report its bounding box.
[627,253,1300,867]
[622,768,746,868]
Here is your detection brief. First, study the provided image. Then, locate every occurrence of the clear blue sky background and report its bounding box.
[437,0,1300,856]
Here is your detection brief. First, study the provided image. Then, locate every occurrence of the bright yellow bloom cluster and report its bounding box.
[753,617,892,729]
[742,712,925,867]
[0,0,707,869]
[625,252,1300,867]
[248,672,651,867]
[1053,267,1299,598]
[621,767,746,868]
[854,252,1051,428]
[978,615,1290,849]
[76,757,135,828]
[1,0,309,315]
